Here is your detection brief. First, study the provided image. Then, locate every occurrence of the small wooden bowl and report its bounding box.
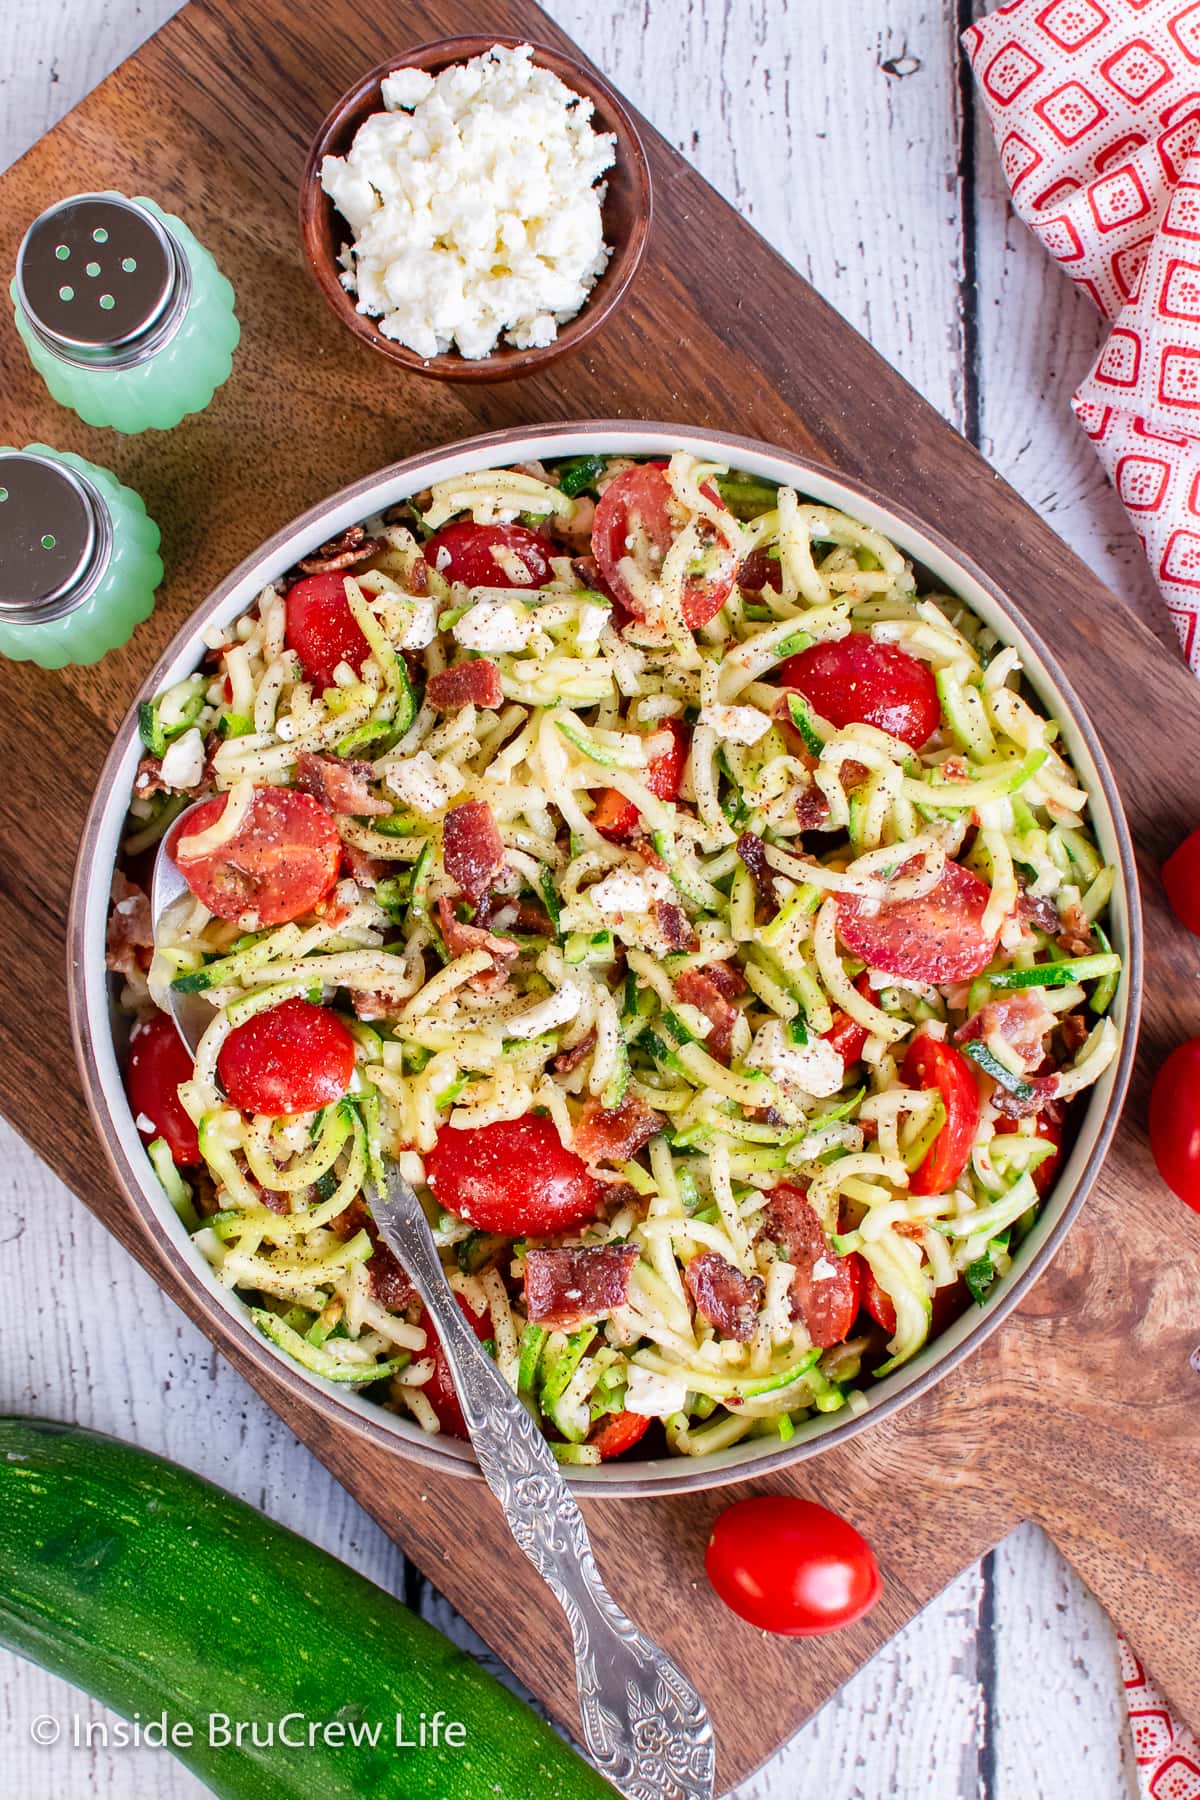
[299,37,652,382]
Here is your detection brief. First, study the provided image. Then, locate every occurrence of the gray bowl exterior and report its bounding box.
[68,422,1143,1499]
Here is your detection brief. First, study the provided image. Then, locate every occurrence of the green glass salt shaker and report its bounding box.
[10,193,239,432]
[0,445,162,668]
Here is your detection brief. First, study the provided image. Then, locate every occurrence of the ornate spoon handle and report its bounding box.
[371,1171,715,1800]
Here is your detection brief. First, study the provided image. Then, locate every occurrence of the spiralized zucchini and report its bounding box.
[114,449,1123,1460]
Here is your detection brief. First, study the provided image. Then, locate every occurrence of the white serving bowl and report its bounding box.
[69,423,1142,1498]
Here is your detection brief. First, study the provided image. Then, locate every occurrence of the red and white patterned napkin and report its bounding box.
[966,6,1200,1790]
[965,0,1200,674]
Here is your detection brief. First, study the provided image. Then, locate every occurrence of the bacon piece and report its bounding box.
[794,783,832,831]
[442,800,505,903]
[760,1183,861,1349]
[331,1199,417,1309]
[473,890,555,937]
[674,967,742,1064]
[955,991,1056,1071]
[1056,899,1095,957]
[736,832,779,911]
[698,960,746,999]
[524,1244,640,1330]
[652,900,697,952]
[684,1250,764,1342]
[554,1028,597,1074]
[296,523,385,575]
[296,751,390,816]
[427,659,503,712]
[436,898,519,992]
[106,870,154,980]
[340,842,386,886]
[1059,1011,1089,1055]
[1016,880,1060,937]
[573,1094,665,1168]
[990,1071,1061,1119]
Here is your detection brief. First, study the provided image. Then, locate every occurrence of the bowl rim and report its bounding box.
[298,36,654,382]
[68,420,1144,1499]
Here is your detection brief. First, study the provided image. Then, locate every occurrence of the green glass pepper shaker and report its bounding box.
[0,445,163,668]
[11,193,239,432]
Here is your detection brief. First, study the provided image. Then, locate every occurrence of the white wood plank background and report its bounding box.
[0,2,1158,1796]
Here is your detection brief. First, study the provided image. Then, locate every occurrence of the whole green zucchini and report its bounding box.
[0,1417,614,1800]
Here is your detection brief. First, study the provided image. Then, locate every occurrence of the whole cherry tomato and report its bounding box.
[592,463,737,629]
[1162,829,1200,936]
[838,859,1000,984]
[706,1495,882,1636]
[173,787,341,928]
[591,719,691,840]
[125,1012,200,1165]
[418,1293,494,1439]
[425,522,553,590]
[589,1411,652,1460]
[901,1034,981,1196]
[285,570,372,691]
[777,634,941,749]
[1149,1039,1200,1215]
[426,1114,602,1234]
[217,999,356,1117]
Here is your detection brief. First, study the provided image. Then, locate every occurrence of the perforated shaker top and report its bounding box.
[16,195,187,364]
[0,453,110,621]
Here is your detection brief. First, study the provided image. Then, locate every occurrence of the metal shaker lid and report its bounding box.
[0,452,113,623]
[15,195,190,369]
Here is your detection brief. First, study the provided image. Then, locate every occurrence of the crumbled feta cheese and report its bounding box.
[320,43,616,361]
[590,867,673,915]
[811,1256,837,1282]
[577,602,610,646]
[747,1018,845,1100]
[624,1364,689,1419]
[699,703,772,745]
[399,597,438,650]
[452,598,535,653]
[134,1112,156,1135]
[158,728,205,791]
[385,751,463,815]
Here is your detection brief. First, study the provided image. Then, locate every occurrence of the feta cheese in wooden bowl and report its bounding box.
[299,38,652,381]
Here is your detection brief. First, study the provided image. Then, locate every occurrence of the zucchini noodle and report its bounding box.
[112,448,1124,1462]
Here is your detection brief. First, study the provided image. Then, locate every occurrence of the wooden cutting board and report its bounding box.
[1,0,1197,1789]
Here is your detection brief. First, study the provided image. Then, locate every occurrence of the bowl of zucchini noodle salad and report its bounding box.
[75,425,1139,1490]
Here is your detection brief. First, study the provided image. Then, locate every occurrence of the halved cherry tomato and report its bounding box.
[173,787,341,927]
[901,1034,980,1196]
[995,1113,1064,1197]
[837,858,1000,984]
[822,973,874,1067]
[425,522,553,590]
[1163,829,1200,936]
[706,1496,882,1637]
[426,1115,602,1234]
[125,1012,200,1165]
[592,463,737,629]
[860,1263,896,1335]
[285,570,372,691]
[777,635,941,749]
[589,1410,652,1461]
[418,1293,493,1439]
[591,719,691,840]
[768,1184,862,1348]
[1149,1039,1200,1215]
[217,998,356,1117]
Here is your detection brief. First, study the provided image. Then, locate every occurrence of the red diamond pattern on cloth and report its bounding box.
[1114,1630,1200,1799]
[968,0,1200,675]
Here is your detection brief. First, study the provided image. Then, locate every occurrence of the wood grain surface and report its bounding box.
[0,0,1194,1795]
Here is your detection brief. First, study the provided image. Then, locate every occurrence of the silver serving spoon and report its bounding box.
[151,813,716,1800]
